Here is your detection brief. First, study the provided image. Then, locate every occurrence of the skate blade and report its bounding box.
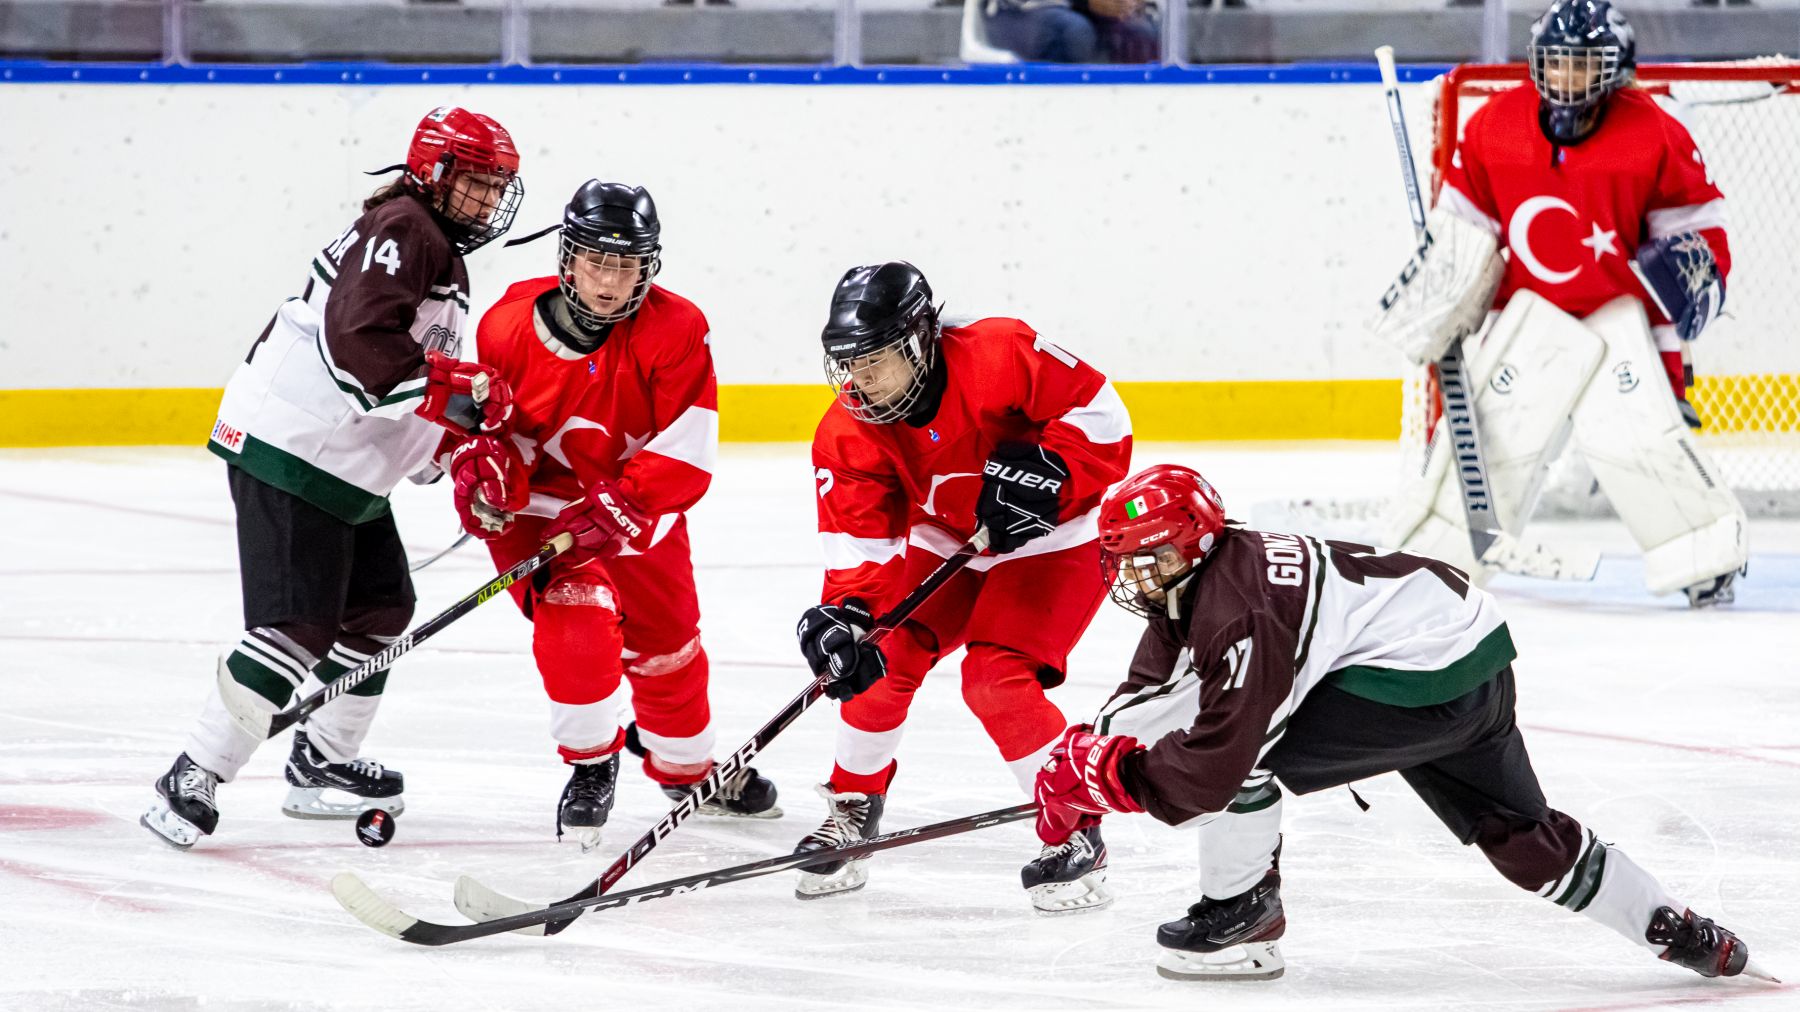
[696,802,784,820]
[795,859,868,900]
[560,826,603,853]
[1156,941,1285,981]
[1028,872,1115,915]
[140,797,204,849]
[281,786,405,821]
[1741,959,1781,984]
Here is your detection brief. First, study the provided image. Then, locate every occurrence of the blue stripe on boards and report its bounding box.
[0,60,1458,87]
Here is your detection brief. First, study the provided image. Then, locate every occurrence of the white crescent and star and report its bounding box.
[1507,195,1621,283]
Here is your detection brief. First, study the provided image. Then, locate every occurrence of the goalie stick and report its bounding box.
[216,532,574,741]
[334,801,1037,946]
[1376,45,1503,561]
[444,527,994,937]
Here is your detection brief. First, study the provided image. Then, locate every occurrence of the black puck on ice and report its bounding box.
[356,807,397,848]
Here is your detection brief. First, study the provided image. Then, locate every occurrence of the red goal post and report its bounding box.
[1405,60,1800,517]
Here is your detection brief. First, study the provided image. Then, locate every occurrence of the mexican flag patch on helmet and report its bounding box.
[1124,497,1150,519]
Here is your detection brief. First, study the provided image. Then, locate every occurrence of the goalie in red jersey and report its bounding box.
[1372,0,1747,606]
[787,261,1132,912]
[442,180,779,847]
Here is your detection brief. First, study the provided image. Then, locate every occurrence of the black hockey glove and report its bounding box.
[976,443,1069,554]
[796,598,888,702]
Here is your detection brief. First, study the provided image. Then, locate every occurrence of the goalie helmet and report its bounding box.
[820,262,942,425]
[1528,0,1636,145]
[403,106,524,254]
[1098,465,1227,618]
[558,180,663,330]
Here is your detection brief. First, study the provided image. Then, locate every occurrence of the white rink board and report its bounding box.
[0,82,1431,390]
[2,444,1798,1011]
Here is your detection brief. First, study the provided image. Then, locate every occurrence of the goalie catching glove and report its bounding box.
[1033,724,1144,845]
[1368,206,1505,366]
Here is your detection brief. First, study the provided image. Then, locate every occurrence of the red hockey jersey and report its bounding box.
[1439,84,1731,324]
[475,278,716,540]
[812,318,1133,609]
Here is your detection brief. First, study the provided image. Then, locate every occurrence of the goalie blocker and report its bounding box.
[1382,290,1747,604]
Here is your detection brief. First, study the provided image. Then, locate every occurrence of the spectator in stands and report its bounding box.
[983,0,1160,64]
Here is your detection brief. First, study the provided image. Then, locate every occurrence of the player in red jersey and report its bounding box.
[443,180,779,846]
[786,262,1132,911]
[1373,0,1746,606]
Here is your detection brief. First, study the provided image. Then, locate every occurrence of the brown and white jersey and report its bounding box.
[1095,527,1515,827]
[208,196,469,523]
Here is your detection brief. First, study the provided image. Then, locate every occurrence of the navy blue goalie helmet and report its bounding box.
[1529,0,1637,144]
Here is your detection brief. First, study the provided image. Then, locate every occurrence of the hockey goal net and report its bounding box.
[1403,61,1800,518]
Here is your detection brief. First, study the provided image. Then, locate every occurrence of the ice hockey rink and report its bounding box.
[2,443,1796,1012]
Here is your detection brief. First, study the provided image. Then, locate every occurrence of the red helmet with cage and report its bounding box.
[403,106,524,254]
[1098,464,1228,617]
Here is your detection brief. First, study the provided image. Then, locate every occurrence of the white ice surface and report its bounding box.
[2,443,1797,1012]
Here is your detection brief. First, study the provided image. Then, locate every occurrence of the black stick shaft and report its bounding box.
[537,529,990,935]
[264,533,571,738]
[399,803,1037,945]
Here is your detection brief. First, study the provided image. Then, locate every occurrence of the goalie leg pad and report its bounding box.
[1388,292,1605,573]
[1571,297,1748,595]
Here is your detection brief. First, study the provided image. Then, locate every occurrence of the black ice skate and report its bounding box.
[1647,906,1777,982]
[1155,872,1287,981]
[1021,824,1114,914]
[792,784,884,900]
[141,753,221,849]
[282,729,404,820]
[557,753,619,852]
[1685,566,1744,609]
[660,764,783,819]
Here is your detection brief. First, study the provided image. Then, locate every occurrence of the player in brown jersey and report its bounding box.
[1029,464,1769,983]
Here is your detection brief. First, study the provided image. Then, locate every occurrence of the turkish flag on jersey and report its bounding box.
[1438,84,1731,332]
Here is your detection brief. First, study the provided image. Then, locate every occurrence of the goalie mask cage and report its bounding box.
[1401,61,1800,519]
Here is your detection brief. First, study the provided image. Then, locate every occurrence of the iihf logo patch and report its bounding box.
[588,360,597,375]
[928,429,941,442]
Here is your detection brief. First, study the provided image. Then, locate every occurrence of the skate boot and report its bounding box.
[1021,824,1114,914]
[1685,566,1744,609]
[1155,871,1287,981]
[141,753,221,849]
[557,753,619,852]
[660,763,783,819]
[281,729,404,820]
[792,783,884,900]
[1646,906,1774,981]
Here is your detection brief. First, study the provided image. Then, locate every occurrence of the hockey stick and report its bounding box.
[1376,46,1502,561]
[409,531,473,573]
[216,532,574,741]
[334,801,1036,946]
[448,527,994,937]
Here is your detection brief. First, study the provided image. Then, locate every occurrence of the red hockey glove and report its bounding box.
[543,479,654,564]
[417,351,514,435]
[1034,724,1145,845]
[448,435,529,540]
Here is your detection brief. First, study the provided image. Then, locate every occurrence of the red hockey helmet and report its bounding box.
[404,106,523,253]
[1098,464,1227,617]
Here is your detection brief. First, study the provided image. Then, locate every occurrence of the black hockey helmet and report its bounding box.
[1529,0,1636,145]
[820,262,942,424]
[558,180,662,328]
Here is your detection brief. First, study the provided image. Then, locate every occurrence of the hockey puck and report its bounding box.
[355,807,397,848]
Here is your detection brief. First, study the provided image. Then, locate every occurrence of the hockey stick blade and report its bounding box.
[338,803,1037,946]
[453,874,545,934]
[450,528,994,936]
[218,533,573,740]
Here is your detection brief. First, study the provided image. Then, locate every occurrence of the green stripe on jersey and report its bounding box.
[208,435,391,525]
[1324,624,1516,709]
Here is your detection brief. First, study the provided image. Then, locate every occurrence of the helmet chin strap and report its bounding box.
[1160,569,1200,621]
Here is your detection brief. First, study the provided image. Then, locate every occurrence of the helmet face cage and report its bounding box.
[558,231,662,328]
[1102,543,1193,619]
[438,168,524,255]
[824,309,940,424]
[1529,44,1625,108]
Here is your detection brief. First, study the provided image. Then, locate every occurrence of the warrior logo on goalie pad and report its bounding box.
[1490,364,1519,395]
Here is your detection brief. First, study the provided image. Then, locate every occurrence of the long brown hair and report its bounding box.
[363,179,419,213]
